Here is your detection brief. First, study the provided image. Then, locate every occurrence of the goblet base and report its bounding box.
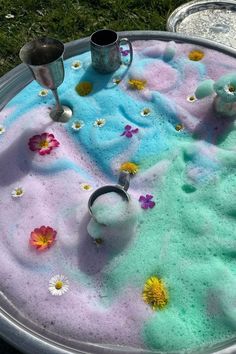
[50,105,73,123]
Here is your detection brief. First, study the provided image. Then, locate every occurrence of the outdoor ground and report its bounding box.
[0,0,187,77]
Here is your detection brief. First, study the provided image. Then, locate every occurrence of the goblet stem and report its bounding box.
[19,37,73,122]
[51,89,64,113]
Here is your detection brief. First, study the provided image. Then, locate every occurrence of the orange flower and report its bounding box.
[188,50,204,61]
[29,226,57,251]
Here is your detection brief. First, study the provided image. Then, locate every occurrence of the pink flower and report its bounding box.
[29,226,57,251]
[139,194,156,209]
[121,125,139,138]
[28,132,59,155]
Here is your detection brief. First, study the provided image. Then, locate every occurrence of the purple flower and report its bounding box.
[139,194,156,209]
[121,125,139,138]
[120,47,130,57]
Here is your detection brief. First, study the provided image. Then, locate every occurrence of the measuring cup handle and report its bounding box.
[119,38,133,66]
[117,171,130,191]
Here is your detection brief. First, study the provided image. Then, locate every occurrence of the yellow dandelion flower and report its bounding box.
[120,162,139,175]
[188,50,204,61]
[142,276,168,311]
[75,82,93,96]
[128,79,146,90]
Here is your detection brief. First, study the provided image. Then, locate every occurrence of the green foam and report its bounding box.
[195,79,215,99]
[101,140,236,351]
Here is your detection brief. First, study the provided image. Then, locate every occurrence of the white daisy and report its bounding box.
[112,77,121,85]
[80,183,93,191]
[71,61,82,70]
[49,275,69,296]
[11,187,24,198]
[224,84,236,95]
[140,108,151,117]
[175,123,184,131]
[72,120,85,131]
[93,118,106,128]
[187,95,197,103]
[38,89,48,97]
[0,125,5,135]
[94,238,103,246]
[5,14,14,19]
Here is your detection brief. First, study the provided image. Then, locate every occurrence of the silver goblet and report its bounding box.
[19,37,72,122]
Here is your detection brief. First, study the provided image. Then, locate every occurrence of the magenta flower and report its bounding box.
[120,47,130,57]
[139,194,156,209]
[28,132,60,155]
[121,125,139,138]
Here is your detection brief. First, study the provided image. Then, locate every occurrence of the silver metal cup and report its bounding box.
[88,171,130,222]
[19,37,73,122]
[90,29,133,74]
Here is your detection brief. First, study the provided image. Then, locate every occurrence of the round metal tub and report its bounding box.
[0,31,236,354]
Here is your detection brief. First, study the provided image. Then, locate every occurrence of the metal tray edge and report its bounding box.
[166,0,236,32]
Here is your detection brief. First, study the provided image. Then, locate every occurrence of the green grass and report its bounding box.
[0,0,186,77]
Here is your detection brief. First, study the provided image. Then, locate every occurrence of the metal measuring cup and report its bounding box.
[88,171,130,222]
[90,29,133,74]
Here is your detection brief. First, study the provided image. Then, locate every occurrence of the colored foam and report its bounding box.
[0,40,236,352]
